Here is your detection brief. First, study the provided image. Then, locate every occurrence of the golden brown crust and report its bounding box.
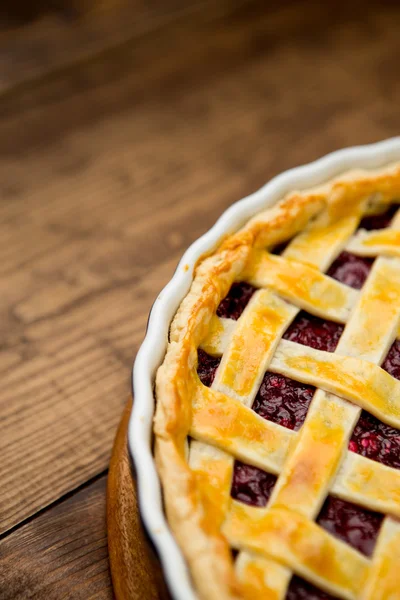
[153,162,400,600]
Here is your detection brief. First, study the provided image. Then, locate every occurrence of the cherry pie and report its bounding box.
[154,164,400,600]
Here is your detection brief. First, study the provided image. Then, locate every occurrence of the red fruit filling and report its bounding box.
[359,203,399,231]
[231,462,276,507]
[195,207,399,598]
[216,281,256,320]
[347,339,400,469]
[252,312,343,432]
[284,312,344,352]
[327,251,373,289]
[349,408,400,470]
[382,337,400,380]
[316,497,383,557]
[286,578,337,600]
[251,372,314,431]
[197,349,220,388]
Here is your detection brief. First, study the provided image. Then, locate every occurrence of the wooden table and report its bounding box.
[1,0,400,597]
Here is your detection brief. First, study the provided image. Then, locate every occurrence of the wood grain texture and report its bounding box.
[107,397,170,600]
[1,0,400,596]
[0,0,285,535]
[0,0,245,96]
[2,0,400,534]
[0,477,113,600]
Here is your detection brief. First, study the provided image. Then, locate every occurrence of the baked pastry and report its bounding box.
[154,163,400,600]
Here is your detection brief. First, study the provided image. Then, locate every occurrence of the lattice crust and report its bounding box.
[347,207,400,257]
[154,163,400,600]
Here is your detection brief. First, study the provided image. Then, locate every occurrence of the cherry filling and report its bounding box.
[346,339,400,469]
[247,311,343,434]
[284,312,344,352]
[327,251,373,289]
[286,578,337,600]
[382,338,400,380]
[359,203,399,231]
[216,281,256,320]
[197,349,220,388]
[316,497,383,558]
[195,208,400,599]
[232,462,276,507]
[251,372,314,431]
[350,409,400,469]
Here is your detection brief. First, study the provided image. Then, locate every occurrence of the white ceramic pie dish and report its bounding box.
[129,137,400,600]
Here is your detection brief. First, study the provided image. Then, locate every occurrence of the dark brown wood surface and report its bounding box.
[1,0,400,597]
[0,477,112,600]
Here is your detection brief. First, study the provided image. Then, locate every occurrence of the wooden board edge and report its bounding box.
[107,396,169,599]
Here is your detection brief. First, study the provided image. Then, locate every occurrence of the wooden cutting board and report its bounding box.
[107,397,171,600]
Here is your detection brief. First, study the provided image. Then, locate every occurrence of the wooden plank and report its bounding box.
[1,0,400,536]
[0,400,169,600]
[0,0,245,96]
[0,476,113,600]
[0,3,260,537]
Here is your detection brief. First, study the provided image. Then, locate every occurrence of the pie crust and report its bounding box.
[154,163,400,600]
